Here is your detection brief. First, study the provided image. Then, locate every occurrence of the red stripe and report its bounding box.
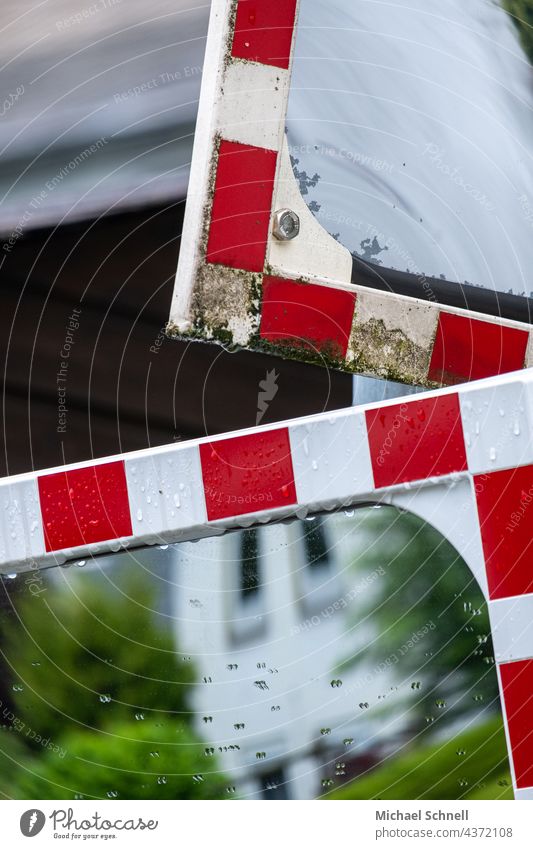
[499,659,533,789]
[474,465,533,600]
[199,428,296,521]
[428,312,528,386]
[206,140,277,273]
[260,276,357,359]
[38,461,132,552]
[231,0,298,70]
[366,394,467,488]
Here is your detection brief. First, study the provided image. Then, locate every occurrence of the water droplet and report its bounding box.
[99,693,112,704]
[77,560,86,567]
[134,713,144,721]
[320,727,331,736]
[12,684,23,692]
[192,774,204,783]
[157,776,167,785]
[107,790,118,798]
[343,737,354,746]
[136,509,143,522]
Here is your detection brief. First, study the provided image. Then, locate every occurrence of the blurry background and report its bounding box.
[0,0,524,800]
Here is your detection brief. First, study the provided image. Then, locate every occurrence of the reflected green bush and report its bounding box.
[328,718,512,800]
[1,572,195,743]
[11,719,228,800]
[0,568,229,799]
[342,510,498,734]
[0,727,29,799]
[503,0,533,61]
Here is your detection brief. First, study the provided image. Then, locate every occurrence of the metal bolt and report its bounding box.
[272,208,300,241]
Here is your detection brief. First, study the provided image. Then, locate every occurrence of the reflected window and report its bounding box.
[240,529,261,599]
[261,769,289,800]
[302,519,330,570]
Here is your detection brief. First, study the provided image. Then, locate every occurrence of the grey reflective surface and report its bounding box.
[287,0,533,297]
[0,509,510,800]
[0,0,209,232]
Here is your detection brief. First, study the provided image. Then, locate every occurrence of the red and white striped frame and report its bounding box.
[168,0,533,387]
[2,369,533,798]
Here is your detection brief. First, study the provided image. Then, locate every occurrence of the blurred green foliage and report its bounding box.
[503,0,533,61]
[2,572,195,742]
[0,568,228,799]
[0,727,28,799]
[328,717,512,800]
[342,510,498,734]
[11,719,228,800]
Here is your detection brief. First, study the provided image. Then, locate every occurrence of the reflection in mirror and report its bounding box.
[286,0,533,300]
[0,509,510,800]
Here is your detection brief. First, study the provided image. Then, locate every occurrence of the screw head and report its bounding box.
[272,208,300,241]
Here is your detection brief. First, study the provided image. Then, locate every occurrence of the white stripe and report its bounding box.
[514,787,533,800]
[124,445,207,543]
[217,61,290,151]
[0,477,45,570]
[289,409,374,507]
[490,595,533,663]
[460,377,533,474]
